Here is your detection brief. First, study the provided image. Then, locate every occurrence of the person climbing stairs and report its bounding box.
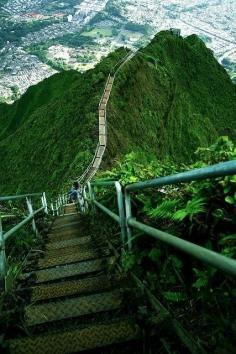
[7,204,140,353]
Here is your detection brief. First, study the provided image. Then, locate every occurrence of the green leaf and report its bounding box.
[225,196,235,204]
[172,209,188,221]
[148,248,161,262]
[212,209,224,219]
[172,197,206,222]
[170,255,183,269]
[148,199,181,220]
[222,246,236,258]
[219,234,236,244]
[223,186,231,194]
[192,277,208,289]
[162,291,187,302]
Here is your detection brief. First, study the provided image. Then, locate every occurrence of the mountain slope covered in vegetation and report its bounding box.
[0,49,127,195]
[0,31,235,196]
[107,31,236,163]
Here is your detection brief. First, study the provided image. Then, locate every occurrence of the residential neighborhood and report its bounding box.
[0,0,235,102]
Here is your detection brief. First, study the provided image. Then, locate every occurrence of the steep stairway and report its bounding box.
[7,204,140,353]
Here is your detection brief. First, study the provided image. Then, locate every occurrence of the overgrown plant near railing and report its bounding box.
[78,137,236,352]
[0,193,48,291]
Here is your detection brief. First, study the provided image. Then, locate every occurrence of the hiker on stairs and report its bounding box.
[68,181,80,203]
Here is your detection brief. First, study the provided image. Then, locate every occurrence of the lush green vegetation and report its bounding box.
[124,22,151,35]
[0,48,127,196]
[106,32,236,165]
[92,136,236,352]
[0,31,235,200]
[25,43,72,71]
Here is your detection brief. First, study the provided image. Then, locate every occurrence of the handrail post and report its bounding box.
[115,182,126,246]
[26,197,38,235]
[57,198,61,215]
[83,187,89,211]
[51,203,55,216]
[79,188,85,214]
[88,182,95,213]
[43,192,48,214]
[125,190,132,250]
[0,215,7,290]
[56,201,59,216]
[41,194,45,213]
[61,195,65,215]
[88,182,95,202]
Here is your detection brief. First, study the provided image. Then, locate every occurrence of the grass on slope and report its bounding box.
[106,31,236,164]
[0,48,128,196]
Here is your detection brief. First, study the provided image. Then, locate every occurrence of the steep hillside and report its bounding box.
[0,49,127,195]
[0,71,81,140]
[106,31,236,163]
[0,31,235,196]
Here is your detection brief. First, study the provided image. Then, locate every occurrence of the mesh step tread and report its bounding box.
[53,216,79,226]
[46,236,92,250]
[8,318,139,354]
[52,221,81,230]
[43,244,94,258]
[37,249,98,269]
[64,205,77,213]
[47,232,83,242]
[30,275,112,302]
[23,258,107,283]
[25,290,122,326]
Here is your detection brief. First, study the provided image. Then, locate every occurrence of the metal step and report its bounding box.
[8,318,139,354]
[42,243,94,259]
[51,220,81,230]
[47,231,83,242]
[53,215,79,226]
[46,236,92,250]
[22,258,108,284]
[30,275,113,302]
[64,204,77,214]
[25,291,122,326]
[36,249,98,269]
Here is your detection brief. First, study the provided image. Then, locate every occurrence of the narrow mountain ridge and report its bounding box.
[0,31,235,195]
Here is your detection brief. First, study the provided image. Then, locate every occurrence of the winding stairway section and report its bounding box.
[79,51,134,184]
[8,204,139,353]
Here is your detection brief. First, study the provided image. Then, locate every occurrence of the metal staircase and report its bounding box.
[6,204,139,354]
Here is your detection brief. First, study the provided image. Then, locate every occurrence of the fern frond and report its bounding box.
[172,197,206,222]
[162,291,187,302]
[148,199,181,220]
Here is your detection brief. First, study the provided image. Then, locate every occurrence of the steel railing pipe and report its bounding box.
[128,218,236,277]
[3,206,45,242]
[94,200,120,224]
[126,160,236,192]
[0,193,43,202]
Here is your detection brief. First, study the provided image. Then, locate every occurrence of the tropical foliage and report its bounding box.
[95,136,236,352]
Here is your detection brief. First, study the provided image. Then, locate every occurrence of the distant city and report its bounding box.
[0,0,235,103]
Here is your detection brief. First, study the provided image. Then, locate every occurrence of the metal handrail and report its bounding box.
[88,181,126,244]
[126,160,236,192]
[0,193,43,202]
[3,206,45,242]
[128,218,236,277]
[0,192,48,289]
[79,159,236,278]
